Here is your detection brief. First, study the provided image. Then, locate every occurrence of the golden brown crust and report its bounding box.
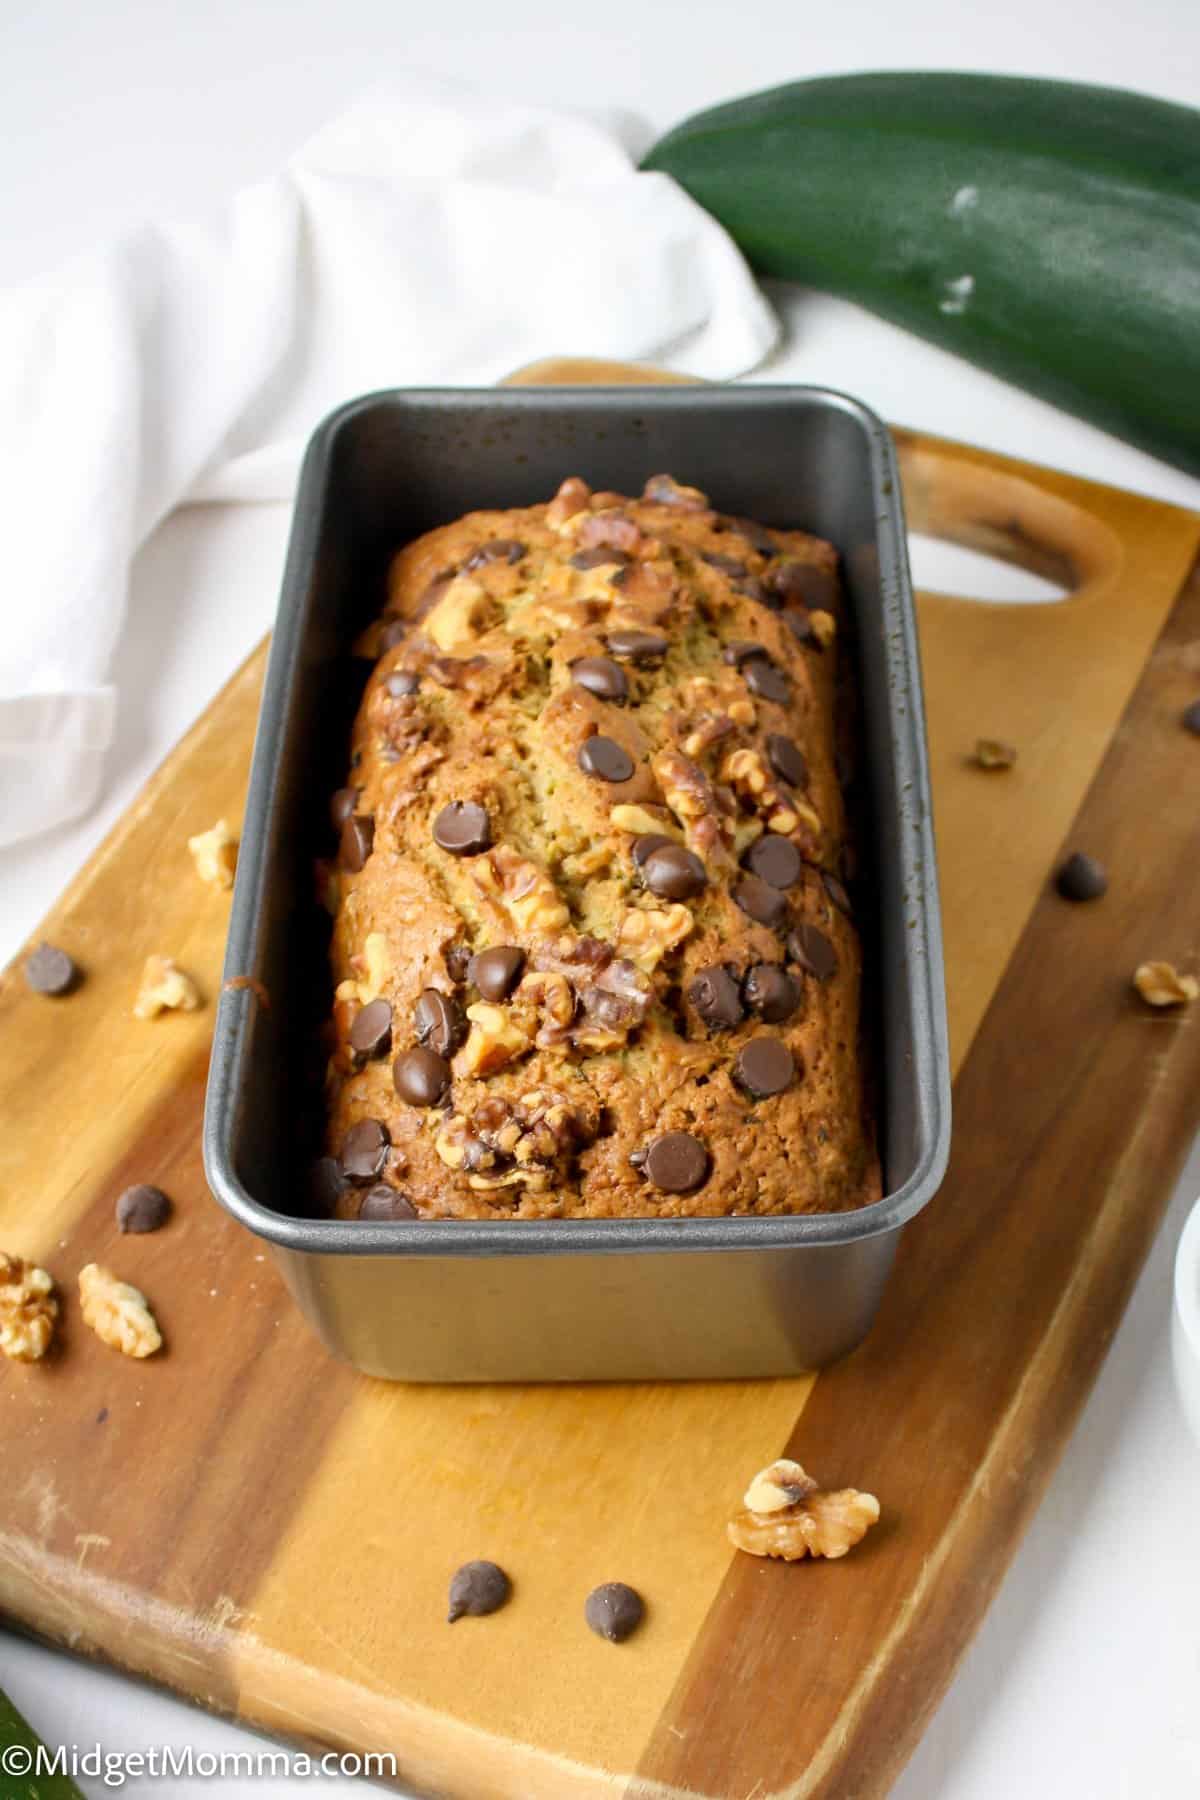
[323,476,881,1221]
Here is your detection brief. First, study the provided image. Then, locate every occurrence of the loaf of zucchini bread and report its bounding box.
[320,473,880,1221]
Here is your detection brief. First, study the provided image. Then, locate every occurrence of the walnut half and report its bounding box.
[187,818,239,889]
[728,1458,879,1561]
[133,955,201,1020]
[0,1252,58,1362]
[78,1263,162,1359]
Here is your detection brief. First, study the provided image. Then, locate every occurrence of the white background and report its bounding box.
[4,1,1200,1795]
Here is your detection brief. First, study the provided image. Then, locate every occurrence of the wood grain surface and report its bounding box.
[3,373,1200,1798]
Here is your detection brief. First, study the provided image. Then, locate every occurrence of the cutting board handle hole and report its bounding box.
[907,533,1070,605]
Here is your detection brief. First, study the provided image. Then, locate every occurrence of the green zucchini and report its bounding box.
[643,74,1200,475]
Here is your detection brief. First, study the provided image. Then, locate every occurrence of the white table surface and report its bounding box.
[4,3,1200,1795]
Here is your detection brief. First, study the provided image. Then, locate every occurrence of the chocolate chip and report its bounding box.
[823,871,853,915]
[341,1118,390,1181]
[414,988,463,1057]
[310,1156,348,1212]
[578,736,635,783]
[469,945,526,1002]
[379,618,408,650]
[340,813,375,871]
[700,550,749,578]
[386,670,421,697]
[643,472,709,510]
[1055,851,1108,902]
[734,1037,796,1098]
[743,656,790,704]
[766,734,808,788]
[743,964,800,1024]
[747,835,804,891]
[358,1184,418,1221]
[465,539,525,569]
[733,873,789,929]
[571,657,629,703]
[349,997,393,1061]
[23,942,80,996]
[393,1047,451,1107]
[788,924,837,980]
[631,832,676,867]
[116,1184,172,1234]
[627,1147,649,1169]
[448,1560,512,1623]
[642,843,707,901]
[734,576,777,608]
[570,547,630,570]
[330,787,360,832]
[688,965,744,1030]
[606,629,669,663]
[727,516,778,556]
[1183,699,1200,735]
[433,801,491,856]
[770,560,836,609]
[443,943,472,984]
[585,1582,645,1642]
[782,608,815,645]
[723,640,769,668]
[644,1131,709,1193]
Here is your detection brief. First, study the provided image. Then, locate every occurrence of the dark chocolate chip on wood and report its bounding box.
[745,835,803,890]
[433,801,492,856]
[23,942,80,996]
[641,843,707,901]
[571,657,629,703]
[330,787,360,832]
[570,546,630,570]
[1055,851,1108,902]
[734,1037,796,1099]
[585,1581,645,1642]
[733,873,789,929]
[470,945,527,1002]
[414,988,463,1057]
[340,1117,390,1181]
[688,965,744,1030]
[822,871,853,915]
[743,656,790,704]
[393,1046,451,1107]
[448,1560,512,1623]
[386,670,421,697]
[578,736,635,783]
[310,1156,348,1212]
[116,1184,172,1234]
[465,539,525,569]
[766,734,808,789]
[339,813,375,871]
[631,832,676,867]
[743,964,800,1024]
[358,1184,418,1221]
[644,1131,710,1194]
[606,628,669,663]
[1183,698,1200,735]
[788,924,837,981]
[349,997,393,1062]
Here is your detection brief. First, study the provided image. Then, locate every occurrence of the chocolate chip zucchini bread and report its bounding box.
[321,473,881,1221]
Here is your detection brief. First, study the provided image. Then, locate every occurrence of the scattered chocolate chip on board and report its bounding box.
[1055,851,1108,902]
[447,1561,511,1623]
[116,1185,172,1234]
[584,1582,645,1643]
[23,941,80,996]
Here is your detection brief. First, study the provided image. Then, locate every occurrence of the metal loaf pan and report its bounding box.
[203,386,951,1382]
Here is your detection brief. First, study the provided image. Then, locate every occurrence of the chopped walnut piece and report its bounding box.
[0,1253,58,1362]
[973,738,1018,770]
[616,902,694,972]
[721,746,774,803]
[424,577,497,652]
[78,1263,162,1359]
[609,803,682,841]
[455,1002,537,1077]
[809,609,837,648]
[336,931,390,1006]
[643,472,710,511]
[470,846,570,935]
[187,818,239,889]
[1133,962,1199,1007]
[682,713,737,759]
[546,476,591,529]
[728,698,757,727]
[517,969,577,1046]
[573,511,647,557]
[133,955,201,1020]
[728,1459,879,1561]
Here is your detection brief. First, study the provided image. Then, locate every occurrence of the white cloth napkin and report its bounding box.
[0,74,778,848]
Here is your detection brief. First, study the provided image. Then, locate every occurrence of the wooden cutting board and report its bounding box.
[3,363,1200,1800]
